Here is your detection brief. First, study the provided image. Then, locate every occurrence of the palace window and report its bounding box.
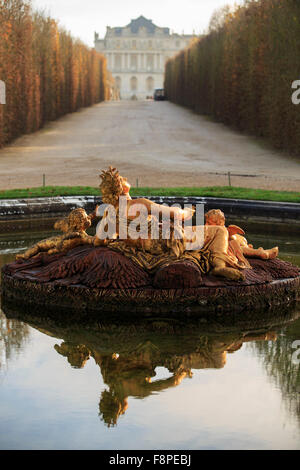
[146,54,154,70]
[130,76,138,91]
[130,54,137,70]
[146,77,154,92]
[115,76,121,90]
[115,54,122,69]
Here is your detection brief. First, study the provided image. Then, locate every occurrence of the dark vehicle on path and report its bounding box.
[153,88,166,101]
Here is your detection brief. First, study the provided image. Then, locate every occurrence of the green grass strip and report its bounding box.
[0,186,299,203]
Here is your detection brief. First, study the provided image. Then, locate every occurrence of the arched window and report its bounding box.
[146,76,154,93]
[130,76,138,91]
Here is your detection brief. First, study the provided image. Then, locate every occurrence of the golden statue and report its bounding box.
[15,167,279,283]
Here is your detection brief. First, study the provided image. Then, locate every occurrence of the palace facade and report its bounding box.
[94,16,195,100]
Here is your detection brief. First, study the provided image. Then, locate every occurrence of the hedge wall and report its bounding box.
[164,0,300,155]
[0,0,109,147]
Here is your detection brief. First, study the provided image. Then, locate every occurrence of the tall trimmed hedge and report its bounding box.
[0,0,109,147]
[164,0,300,155]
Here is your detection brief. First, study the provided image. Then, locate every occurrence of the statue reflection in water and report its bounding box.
[54,330,277,427]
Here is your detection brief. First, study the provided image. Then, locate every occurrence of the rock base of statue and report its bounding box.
[1,246,299,321]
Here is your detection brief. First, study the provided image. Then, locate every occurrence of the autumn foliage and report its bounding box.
[164,0,300,155]
[0,0,108,147]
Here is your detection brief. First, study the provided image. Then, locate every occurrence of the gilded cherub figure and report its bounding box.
[205,209,279,269]
[16,208,94,261]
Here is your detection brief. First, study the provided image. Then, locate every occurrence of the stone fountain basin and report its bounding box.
[1,245,299,320]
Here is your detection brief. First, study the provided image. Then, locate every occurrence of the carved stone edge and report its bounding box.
[1,270,299,318]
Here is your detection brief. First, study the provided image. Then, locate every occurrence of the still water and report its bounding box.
[0,228,299,450]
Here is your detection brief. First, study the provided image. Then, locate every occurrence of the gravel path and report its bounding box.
[0,100,299,191]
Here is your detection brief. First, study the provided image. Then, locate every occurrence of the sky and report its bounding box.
[31,0,243,47]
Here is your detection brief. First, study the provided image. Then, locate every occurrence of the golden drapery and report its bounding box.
[107,239,211,274]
